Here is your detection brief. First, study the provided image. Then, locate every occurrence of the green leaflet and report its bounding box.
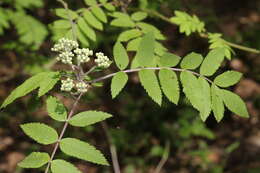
[46,96,67,122]
[159,52,181,67]
[180,52,203,69]
[91,7,107,23]
[51,160,81,173]
[138,69,162,105]
[200,48,225,76]
[208,33,233,59]
[60,138,109,165]
[220,89,249,118]
[180,72,211,121]
[159,69,179,104]
[118,29,142,42]
[135,32,155,67]
[214,70,242,87]
[11,12,48,49]
[83,10,103,30]
[1,72,56,108]
[99,0,115,11]
[127,37,167,57]
[136,22,165,40]
[52,19,71,29]
[55,8,78,20]
[155,42,167,56]
[84,0,97,6]
[77,17,96,41]
[38,72,60,97]
[20,123,58,145]
[77,27,90,47]
[211,84,224,122]
[18,152,50,168]
[84,0,107,23]
[111,72,128,98]
[198,77,211,121]
[16,0,44,9]
[113,42,129,70]
[131,12,148,21]
[69,111,113,127]
[110,12,135,28]
[127,37,142,51]
[170,10,205,36]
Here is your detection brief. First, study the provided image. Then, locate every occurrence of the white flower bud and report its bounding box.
[76,82,88,93]
[74,48,93,64]
[57,51,74,65]
[51,38,78,52]
[95,52,111,68]
[61,78,74,92]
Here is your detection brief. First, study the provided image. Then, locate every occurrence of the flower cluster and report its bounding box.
[51,38,112,67]
[74,48,93,64]
[51,38,112,93]
[51,38,79,65]
[51,38,78,52]
[95,52,112,68]
[60,78,74,92]
[76,82,89,93]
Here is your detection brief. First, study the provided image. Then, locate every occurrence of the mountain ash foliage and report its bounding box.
[0,0,250,172]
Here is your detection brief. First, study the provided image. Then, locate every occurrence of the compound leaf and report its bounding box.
[18,152,50,168]
[220,89,249,118]
[113,42,129,70]
[159,69,179,104]
[60,138,109,165]
[208,33,233,59]
[11,12,48,49]
[139,69,162,105]
[51,160,81,173]
[170,10,205,36]
[111,72,128,98]
[214,71,242,87]
[180,52,203,69]
[46,96,67,122]
[69,111,113,127]
[20,123,58,145]
[200,48,225,76]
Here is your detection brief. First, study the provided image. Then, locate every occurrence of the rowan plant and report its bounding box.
[1,0,258,172]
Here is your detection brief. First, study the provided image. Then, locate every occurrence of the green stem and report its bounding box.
[142,9,260,54]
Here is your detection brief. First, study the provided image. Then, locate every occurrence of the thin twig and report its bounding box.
[154,142,170,173]
[85,66,97,76]
[102,122,121,173]
[44,93,83,173]
[141,8,260,55]
[86,67,213,84]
